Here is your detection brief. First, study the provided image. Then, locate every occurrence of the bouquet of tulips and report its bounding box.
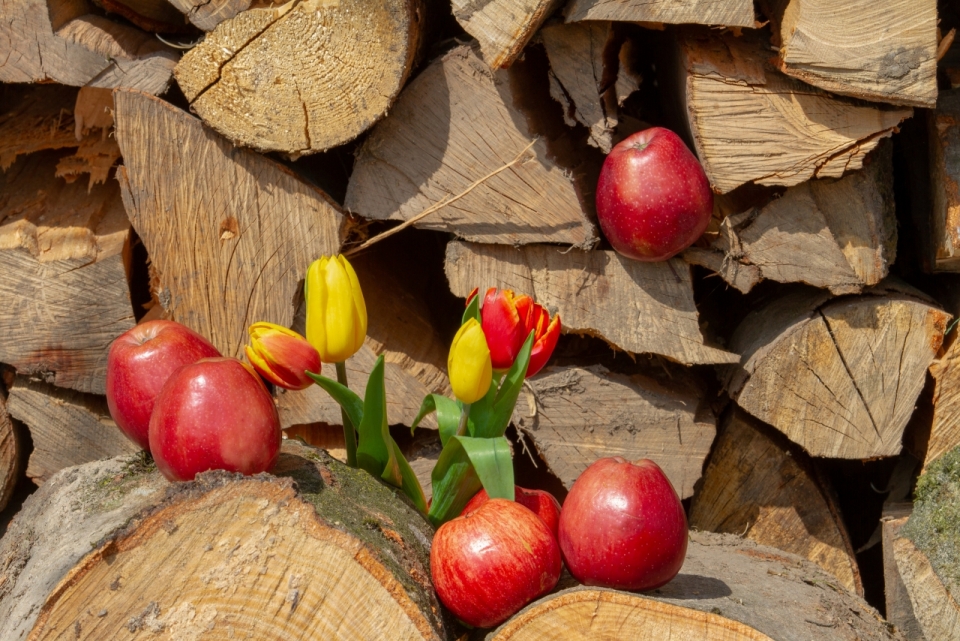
[245,254,560,527]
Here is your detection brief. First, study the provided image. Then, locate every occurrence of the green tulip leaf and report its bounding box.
[387,440,428,513]
[355,356,391,479]
[427,435,514,526]
[305,371,364,429]
[462,293,481,326]
[410,394,462,446]
[464,332,533,439]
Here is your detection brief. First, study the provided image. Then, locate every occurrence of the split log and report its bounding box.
[675,29,911,193]
[165,0,251,31]
[5,376,138,485]
[345,45,599,248]
[762,0,938,108]
[451,0,563,69]
[0,0,177,93]
[0,85,79,171]
[894,447,960,640]
[881,503,924,640]
[725,284,949,459]
[0,150,135,395]
[3,441,451,641]
[512,365,714,499]
[928,293,960,472]
[445,241,737,365]
[91,0,191,33]
[0,394,20,514]
[541,21,619,153]
[928,89,960,271]
[113,89,346,359]
[173,0,422,154]
[563,0,755,27]
[488,531,899,641]
[683,142,897,295]
[689,410,862,595]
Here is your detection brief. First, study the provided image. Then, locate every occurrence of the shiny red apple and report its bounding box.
[432,499,561,628]
[462,486,562,536]
[558,457,687,591]
[148,357,281,482]
[106,320,221,450]
[596,127,713,261]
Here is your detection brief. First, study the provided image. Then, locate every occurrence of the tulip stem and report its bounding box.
[335,361,358,467]
[457,404,471,437]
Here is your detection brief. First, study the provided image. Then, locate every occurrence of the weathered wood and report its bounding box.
[73,86,115,139]
[541,21,619,153]
[725,284,948,459]
[446,241,736,365]
[91,0,191,33]
[683,142,897,295]
[0,0,177,92]
[113,89,346,359]
[345,45,599,248]
[174,0,422,154]
[764,0,938,108]
[0,85,79,171]
[166,0,251,31]
[690,410,862,595]
[488,531,901,641]
[6,376,138,484]
[0,395,20,514]
[452,0,563,69]
[12,441,450,641]
[0,150,135,395]
[882,503,924,640]
[928,299,960,472]
[896,448,960,640]
[513,365,714,499]
[564,0,755,27]
[928,90,960,271]
[677,29,911,193]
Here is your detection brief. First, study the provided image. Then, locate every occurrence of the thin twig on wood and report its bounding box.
[343,139,538,257]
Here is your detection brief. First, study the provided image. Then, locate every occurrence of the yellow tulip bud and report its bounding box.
[448,318,493,404]
[305,255,368,363]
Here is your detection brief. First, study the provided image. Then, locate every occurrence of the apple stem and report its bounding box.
[457,404,471,437]
[335,361,358,467]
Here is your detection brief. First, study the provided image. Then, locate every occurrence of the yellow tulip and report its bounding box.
[448,318,493,404]
[305,255,367,363]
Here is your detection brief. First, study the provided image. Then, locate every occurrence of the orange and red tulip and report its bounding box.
[476,288,561,378]
[245,322,321,390]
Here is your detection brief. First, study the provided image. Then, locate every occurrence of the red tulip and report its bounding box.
[245,322,321,390]
[472,288,561,377]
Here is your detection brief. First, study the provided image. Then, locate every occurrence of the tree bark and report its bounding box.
[928,89,960,271]
[512,365,715,500]
[5,376,138,485]
[690,409,862,595]
[725,283,948,459]
[451,0,563,69]
[881,503,924,640]
[113,89,346,360]
[675,29,911,193]
[487,531,901,641]
[762,0,938,108]
[445,241,737,365]
[0,394,20,514]
[683,142,896,295]
[173,0,422,154]
[563,0,755,27]
[345,45,600,248]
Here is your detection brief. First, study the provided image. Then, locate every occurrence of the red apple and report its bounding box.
[596,127,713,261]
[106,320,221,450]
[558,457,687,591]
[148,357,281,482]
[461,486,562,536]
[432,499,561,628]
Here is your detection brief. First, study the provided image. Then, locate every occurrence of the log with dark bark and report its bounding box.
[452,0,563,69]
[173,0,422,154]
[563,0,756,27]
[725,283,948,459]
[345,45,599,248]
[674,29,911,193]
[762,0,938,108]
[0,148,135,395]
[512,365,715,500]
[487,531,901,641]
[0,440,450,641]
[683,142,897,295]
[0,394,19,514]
[690,410,862,595]
[113,89,346,359]
[5,376,138,485]
[445,241,737,365]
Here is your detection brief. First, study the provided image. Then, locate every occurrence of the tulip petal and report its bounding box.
[339,255,367,354]
[448,318,493,404]
[305,259,328,360]
[481,289,526,370]
[528,313,561,378]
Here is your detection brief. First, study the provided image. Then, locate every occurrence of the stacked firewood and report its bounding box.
[1,0,959,638]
